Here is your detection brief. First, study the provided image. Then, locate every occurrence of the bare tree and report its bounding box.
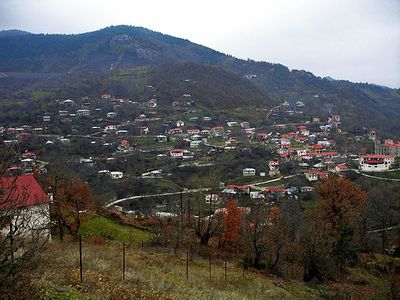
[191,172,223,246]
[0,148,50,297]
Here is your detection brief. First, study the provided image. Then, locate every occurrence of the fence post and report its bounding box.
[186,251,189,280]
[224,260,227,281]
[242,260,245,277]
[141,240,144,250]
[122,242,126,279]
[209,255,212,279]
[79,236,83,284]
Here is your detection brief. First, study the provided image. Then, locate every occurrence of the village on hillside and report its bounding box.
[1,88,399,216]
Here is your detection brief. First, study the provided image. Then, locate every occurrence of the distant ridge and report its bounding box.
[0,29,31,37]
[323,76,336,82]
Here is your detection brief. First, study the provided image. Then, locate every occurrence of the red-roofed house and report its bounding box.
[187,128,200,135]
[316,151,339,158]
[225,184,251,194]
[169,128,183,135]
[257,132,269,140]
[1,175,51,238]
[309,144,324,153]
[359,154,394,172]
[211,126,224,136]
[170,149,184,158]
[335,164,349,172]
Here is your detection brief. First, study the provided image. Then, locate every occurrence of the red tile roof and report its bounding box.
[360,154,393,159]
[0,175,49,210]
[226,184,250,189]
[383,143,400,148]
[336,164,348,170]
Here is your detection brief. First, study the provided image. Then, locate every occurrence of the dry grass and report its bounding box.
[32,240,303,299]
[30,237,397,299]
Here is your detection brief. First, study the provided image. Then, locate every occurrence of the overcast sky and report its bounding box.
[1,0,399,88]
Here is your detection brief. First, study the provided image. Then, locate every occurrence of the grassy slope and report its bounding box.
[31,215,396,299]
[79,214,152,243]
[34,241,312,300]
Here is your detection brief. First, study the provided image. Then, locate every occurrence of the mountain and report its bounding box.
[323,76,336,82]
[0,29,31,37]
[0,25,399,137]
[0,26,226,72]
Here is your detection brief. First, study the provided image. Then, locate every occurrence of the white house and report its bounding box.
[107,112,117,119]
[205,194,219,204]
[101,93,112,100]
[98,170,110,175]
[63,99,75,105]
[80,157,95,167]
[243,168,256,176]
[170,149,184,158]
[176,120,185,127]
[156,135,168,142]
[147,99,157,108]
[304,170,328,181]
[268,160,279,171]
[59,110,69,117]
[280,138,291,147]
[110,171,124,179]
[169,128,183,135]
[138,126,149,135]
[226,121,239,127]
[104,124,117,133]
[359,154,394,172]
[76,109,90,117]
[116,129,128,136]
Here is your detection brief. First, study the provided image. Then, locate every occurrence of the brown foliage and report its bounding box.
[46,177,95,238]
[314,175,367,239]
[304,175,367,281]
[221,199,241,243]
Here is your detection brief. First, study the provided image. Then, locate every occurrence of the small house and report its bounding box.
[138,126,149,135]
[176,120,185,127]
[156,135,168,142]
[110,171,124,180]
[147,99,157,108]
[243,168,256,176]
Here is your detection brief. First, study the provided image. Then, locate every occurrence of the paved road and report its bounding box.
[106,174,301,207]
[352,169,400,182]
[368,224,400,234]
[105,188,211,207]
